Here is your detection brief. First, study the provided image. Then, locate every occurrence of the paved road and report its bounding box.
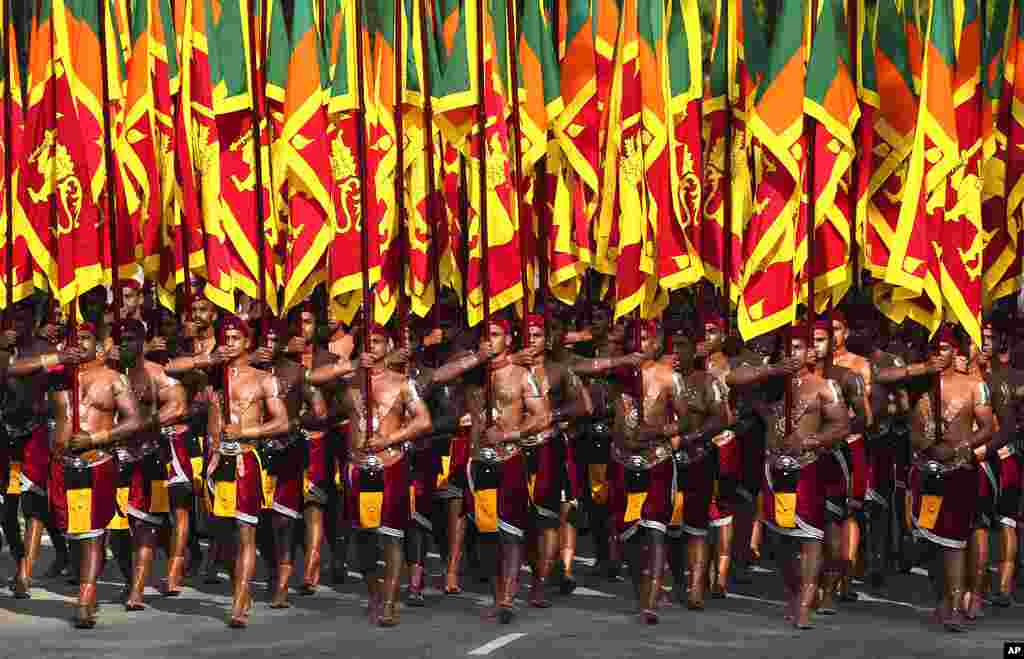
[0,541,1019,659]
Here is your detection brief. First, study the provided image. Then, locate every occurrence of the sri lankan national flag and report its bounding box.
[453,0,524,327]
[279,0,335,311]
[215,0,279,313]
[802,0,859,312]
[738,0,805,339]
[0,0,31,307]
[174,0,234,311]
[20,0,105,306]
[885,0,975,342]
[864,0,918,320]
[852,0,877,279]
[664,0,704,292]
[983,0,1019,308]
[700,0,765,309]
[324,0,381,324]
[600,0,672,320]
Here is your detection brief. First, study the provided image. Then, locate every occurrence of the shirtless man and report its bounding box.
[106,320,189,608]
[47,322,143,627]
[811,321,871,614]
[828,312,873,601]
[7,298,76,596]
[205,315,290,628]
[743,326,849,629]
[465,317,552,624]
[979,320,1024,607]
[249,318,329,607]
[515,314,592,604]
[607,319,693,624]
[909,327,995,632]
[340,322,432,627]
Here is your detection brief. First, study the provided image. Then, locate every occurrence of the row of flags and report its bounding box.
[0,0,1018,348]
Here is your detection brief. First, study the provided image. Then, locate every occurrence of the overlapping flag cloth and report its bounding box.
[0,0,1018,346]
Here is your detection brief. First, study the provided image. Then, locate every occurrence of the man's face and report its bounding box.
[936,341,954,370]
[299,311,316,342]
[368,331,391,359]
[159,313,177,339]
[640,325,661,356]
[704,324,724,351]
[608,318,627,347]
[119,329,145,365]
[11,306,34,338]
[487,323,509,355]
[223,328,250,356]
[527,325,545,352]
[122,286,142,318]
[982,326,995,359]
[591,309,612,339]
[192,299,216,329]
[79,330,98,356]
[813,329,830,362]
[832,321,848,350]
[264,331,285,357]
[675,335,696,370]
[791,337,812,367]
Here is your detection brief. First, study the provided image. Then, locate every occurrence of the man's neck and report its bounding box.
[229,355,249,370]
[80,358,106,374]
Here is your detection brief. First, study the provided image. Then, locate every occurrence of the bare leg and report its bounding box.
[964,527,989,621]
[993,525,1018,606]
[301,505,324,594]
[378,537,404,627]
[445,498,466,594]
[818,521,843,615]
[710,522,733,598]
[125,520,160,610]
[404,523,427,606]
[838,516,861,602]
[686,535,708,610]
[558,502,578,594]
[14,517,44,598]
[165,504,190,596]
[640,532,667,624]
[529,526,557,608]
[497,534,522,624]
[940,547,968,632]
[731,502,755,584]
[270,514,295,609]
[228,524,257,628]
[74,535,105,629]
[795,540,823,630]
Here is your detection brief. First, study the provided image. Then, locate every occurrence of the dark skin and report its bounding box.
[251,330,329,434]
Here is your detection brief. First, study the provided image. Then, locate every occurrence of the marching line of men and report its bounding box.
[0,282,1021,633]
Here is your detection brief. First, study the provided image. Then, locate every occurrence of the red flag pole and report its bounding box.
[354,0,374,429]
[503,0,529,339]
[248,0,269,333]
[2,0,12,328]
[69,300,80,433]
[721,5,733,334]
[98,0,122,328]
[395,0,408,350]
[475,0,493,425]
[418,0,442,339]
[848,0,861,292]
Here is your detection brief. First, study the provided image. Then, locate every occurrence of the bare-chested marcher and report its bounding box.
[464,317,552,624]
[248,318,330,607]
[45,322,143,628]
[335,322,432,627]
[978,319,1024,608]
[908,327,995,632]
[742,325,849,629]
[665,331,731,609]
[7,298,75,595]
[606,319,692,625]
[109,320,189,608]
[512,313,593,605]
[204,315,290,628]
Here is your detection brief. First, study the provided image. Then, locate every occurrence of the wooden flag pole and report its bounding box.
[248,0,269,333]
[417,0,443,353]
[395,0,409,350]
[475,0,494,425]
[503,0,529,340]
[98,0,122,328]
[2,0,12,328]
[354,0,374,429]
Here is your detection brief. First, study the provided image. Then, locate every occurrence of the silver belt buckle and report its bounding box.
[479,447,499,463]
[774,454,800,475]
[220,441,242,456]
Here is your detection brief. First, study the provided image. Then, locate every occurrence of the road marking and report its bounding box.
[722,592,786,607]
[468,633,527,656]
[852,591,931,613]
[573,586,616,598]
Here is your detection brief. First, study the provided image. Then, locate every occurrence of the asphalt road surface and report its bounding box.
[0,538,1019,659]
